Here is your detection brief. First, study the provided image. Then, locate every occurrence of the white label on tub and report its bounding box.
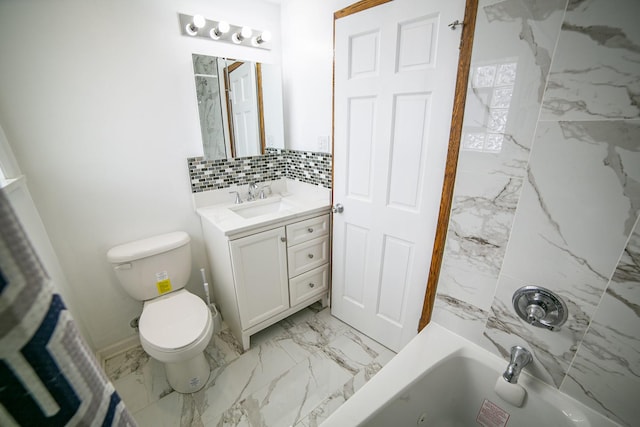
[477,399,510,427]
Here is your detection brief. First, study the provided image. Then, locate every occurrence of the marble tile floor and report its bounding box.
[103,304,396,427]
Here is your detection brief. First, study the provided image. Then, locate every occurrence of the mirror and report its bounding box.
[192,54,285,160]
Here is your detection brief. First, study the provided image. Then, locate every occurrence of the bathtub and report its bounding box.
[322,323,619,427]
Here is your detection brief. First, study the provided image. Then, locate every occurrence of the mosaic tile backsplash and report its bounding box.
[187,149,332,193]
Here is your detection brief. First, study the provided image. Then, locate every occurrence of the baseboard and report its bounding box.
[95,334,141,369]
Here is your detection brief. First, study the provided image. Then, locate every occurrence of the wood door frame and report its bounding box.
[332,0,479,332]
[225,61,267,157]
[256,63,267,154]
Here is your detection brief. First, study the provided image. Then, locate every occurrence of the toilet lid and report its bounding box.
[139,291,210,350]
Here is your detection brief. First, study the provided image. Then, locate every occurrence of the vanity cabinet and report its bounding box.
[201,212,330,351]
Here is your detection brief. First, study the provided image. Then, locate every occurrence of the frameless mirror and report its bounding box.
[192,54,285,160]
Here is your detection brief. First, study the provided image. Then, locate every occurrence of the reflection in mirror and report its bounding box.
[192,54,285,160]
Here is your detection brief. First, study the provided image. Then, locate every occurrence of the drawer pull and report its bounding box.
[280,237,287,242]
[307,253,314,259]
[307,227,314,233]
[309,282,315,288]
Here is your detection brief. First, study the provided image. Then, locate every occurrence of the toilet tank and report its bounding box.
[107,231,192,301]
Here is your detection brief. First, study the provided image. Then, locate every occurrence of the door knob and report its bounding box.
[332,203,344,214]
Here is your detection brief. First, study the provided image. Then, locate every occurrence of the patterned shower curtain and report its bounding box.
[0,189,137,426]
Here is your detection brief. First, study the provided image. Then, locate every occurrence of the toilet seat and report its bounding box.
[139,289,211,353]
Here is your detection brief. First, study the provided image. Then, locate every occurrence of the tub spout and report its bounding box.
[503,346,532,384]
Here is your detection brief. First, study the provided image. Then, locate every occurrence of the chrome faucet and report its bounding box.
[246,182,259,201]
[503,346,532,384]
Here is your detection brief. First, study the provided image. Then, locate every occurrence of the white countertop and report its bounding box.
[195,179,332,236]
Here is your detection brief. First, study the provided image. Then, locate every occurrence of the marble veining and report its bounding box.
[483,0,566,101]
[482,274,595,387]
[432,294,490,343]
[104,346,149,381]
[480,119,640,389]
[501,121,640,312]
[457,0,566,179]
[558,121,640,235]
[559,219,640,426]
[541,0,640,120]
[437,173,522,311]
[434,0,640,423]
[104,305,395,426]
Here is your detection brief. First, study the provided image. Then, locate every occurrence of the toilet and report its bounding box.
[107,231,213,393]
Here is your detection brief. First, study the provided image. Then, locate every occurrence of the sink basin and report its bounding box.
[229,197,294,219]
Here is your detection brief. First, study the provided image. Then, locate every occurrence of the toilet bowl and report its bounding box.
[139,289,213,392]
[107,231,214,393]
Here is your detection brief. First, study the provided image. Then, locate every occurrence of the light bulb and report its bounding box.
[260,30,272,43]
[232,26,252,44]
[252,30,272,46]
[193,15,206,28]
[210,21,230,40]
[241,26,252,38]
[218,21,230,33]
[185,14,206,36]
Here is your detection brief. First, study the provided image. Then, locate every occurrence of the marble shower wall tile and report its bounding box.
[457,0,567,177]
[485,120,640,387]
[561,219,640,426]
[541,0,640,120]
[434,0,567,342]
[434,0,640,422]
[431,294,490,342]
[500,121,640,310]
[437,172,523,312]
[482,274,587,387]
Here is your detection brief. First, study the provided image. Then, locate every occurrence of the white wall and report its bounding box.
[0,0,281,350]
[1,122,93,347]
[280,0,353,153]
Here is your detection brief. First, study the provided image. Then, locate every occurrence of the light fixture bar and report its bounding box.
[178,13,271,50]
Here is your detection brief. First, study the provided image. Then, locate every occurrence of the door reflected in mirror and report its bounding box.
[192,54,285,160]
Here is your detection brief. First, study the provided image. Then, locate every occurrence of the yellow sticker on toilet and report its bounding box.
[155,271,172,295]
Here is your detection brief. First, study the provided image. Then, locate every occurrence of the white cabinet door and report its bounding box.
[230,227,289,329]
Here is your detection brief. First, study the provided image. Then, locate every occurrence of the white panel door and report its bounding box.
[332,0,464,351]
[229,62,259,158]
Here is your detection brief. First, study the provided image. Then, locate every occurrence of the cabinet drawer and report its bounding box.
[287,236,329,277]
[286,214,330,247]
[289,264,329,306]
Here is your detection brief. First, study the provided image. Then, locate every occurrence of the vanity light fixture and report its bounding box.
[185,14,206,36]
[178,13,271,50]
[209,21,230,40]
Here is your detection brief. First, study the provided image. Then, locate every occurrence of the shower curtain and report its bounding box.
[0,189,136,426]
